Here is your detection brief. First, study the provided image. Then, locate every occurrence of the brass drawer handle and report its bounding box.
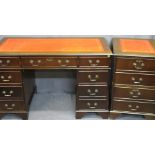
[128,104,139,111]
[0,59,11,66]
[5,103,15,107]
[37,60,42,63]
[133,81,141,84]
[129,89,141,98]
[4,94,12,97]
[61,64,67,67]
[6,107,14,110]
[2,90,14,97]
[29,60,34,64]
[58,59,70,66]
[131,77,143,84]
[0,75,12,82]
[30,60,39,66]
[131,108,137,111]
[58,59,62,63]
[29,60,42,66]
[88,74,99,82]
[87,102,98,109]
[4,104,14,110]
[88,59,100,66]
[96,60,100,63]
[88,60,93,64]
[87,89,99,95]
[132,96,139,98]
[133,60,145,70]
[32,64,39,67]
[2,79,10,82]
[65,59,70,63]
[6,60,11,64]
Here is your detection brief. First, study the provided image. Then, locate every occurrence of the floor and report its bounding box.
[2,93,145,120]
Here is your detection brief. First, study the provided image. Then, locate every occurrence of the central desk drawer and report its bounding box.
[77,70,109,84]
[77,99,108,110]
[0,71,22,84]
[0,57,20,68]
[0,101,26,112]
[114,72,155,86]
[113,86,155,101]
[21,57,78,68]
[77,85,108,97]
[115,57,155,72]
[79,57,110,68]
[0,86,23,100]
[112,100,155,114]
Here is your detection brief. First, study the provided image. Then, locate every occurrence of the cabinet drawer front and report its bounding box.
[114,72,155,86]
[0,71,22,84]
[113,86,155,101]
[0,57,20,68]
[112,100,155,114]
[21,57,78,68]
[115,57,155,72]
[0,87,23,100]
[77,85,108,97]
[78,70,109,83]
[0,101,26,112]
[77,99,108,110]
[79,57,110,68]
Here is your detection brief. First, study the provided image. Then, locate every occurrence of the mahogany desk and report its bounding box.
[0,38,112,119]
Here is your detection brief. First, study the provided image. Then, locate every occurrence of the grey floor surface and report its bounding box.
[2,93,145,120]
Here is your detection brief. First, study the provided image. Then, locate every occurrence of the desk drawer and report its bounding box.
[79,57,110,68]
[77,99,108,110]
[113,86,155,101]
[21,57,77,68]
[0,101,26,112]
[114,72,155,86]
[0,71,22,84]
[77,70,109,84]
[0,57,20,68]
[77,85,108,97]
[112,100,155,114]
[115,57,155,72]
[0,86,23,100]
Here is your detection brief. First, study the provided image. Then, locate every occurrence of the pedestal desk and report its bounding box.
[0,38,112,119]
[111,38,155,119]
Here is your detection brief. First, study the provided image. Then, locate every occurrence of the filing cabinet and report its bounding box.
[111,38,155,119]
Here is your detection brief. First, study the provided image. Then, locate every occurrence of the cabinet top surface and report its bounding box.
[0,38,111,56]
[113,38,155,57]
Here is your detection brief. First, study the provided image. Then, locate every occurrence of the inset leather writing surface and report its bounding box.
[113,38,155,56]
[0,38,111,55]
[120,39,155,53]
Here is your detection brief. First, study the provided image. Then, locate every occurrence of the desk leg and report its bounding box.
[17,113,28,120]
[144,115,155,120]
[110,112,121,119]
[97,112,109,119]
[76,112,86,119]
[0,112,28,120]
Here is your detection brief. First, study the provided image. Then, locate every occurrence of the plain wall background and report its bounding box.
[0,35,154,93]
[0,35,154,44]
